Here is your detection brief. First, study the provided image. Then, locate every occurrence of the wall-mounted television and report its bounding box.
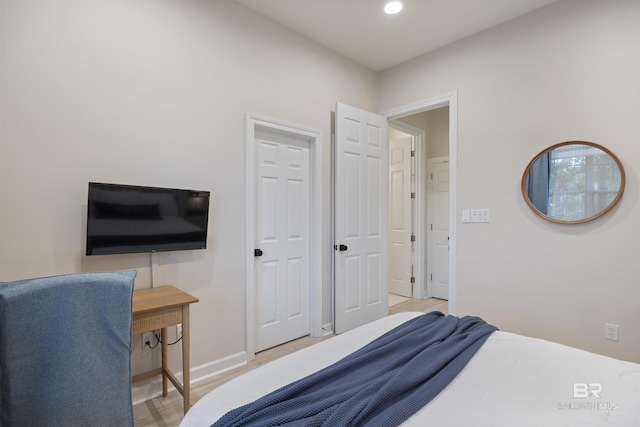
[86,182,210,256]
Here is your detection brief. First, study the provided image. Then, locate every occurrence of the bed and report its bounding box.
[181,312,640,426]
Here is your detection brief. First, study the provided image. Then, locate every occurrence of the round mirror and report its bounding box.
[521,141,625,224]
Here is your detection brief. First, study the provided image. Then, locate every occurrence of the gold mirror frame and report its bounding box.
[521,141,625,224]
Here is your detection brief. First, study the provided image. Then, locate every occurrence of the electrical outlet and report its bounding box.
[142,332,153,350]
[176,324,182,339]
[605,323,619,341]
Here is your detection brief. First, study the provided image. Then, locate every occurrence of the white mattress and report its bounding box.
[181,312,640,426]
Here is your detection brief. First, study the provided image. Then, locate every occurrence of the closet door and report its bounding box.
[255,129,311,351]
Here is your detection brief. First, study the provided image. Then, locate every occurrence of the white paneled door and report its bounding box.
[389,136,413,298]
[255,129,310,351]
[429,158,450,300]
[334,103,389,334]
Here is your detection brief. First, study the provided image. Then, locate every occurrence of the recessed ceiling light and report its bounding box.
[384,1,403,15]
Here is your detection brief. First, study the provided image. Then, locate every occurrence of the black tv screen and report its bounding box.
[86,182,210,256]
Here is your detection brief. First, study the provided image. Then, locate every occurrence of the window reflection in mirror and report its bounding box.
[522,142,625,224]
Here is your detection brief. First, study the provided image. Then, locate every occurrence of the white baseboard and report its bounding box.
[322,322,334,336]
[132,351,247,405]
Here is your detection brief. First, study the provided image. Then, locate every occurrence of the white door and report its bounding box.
[429,158,449,300]
[389,136,413,298]
[255,129,310,351]
[334,103,389,334]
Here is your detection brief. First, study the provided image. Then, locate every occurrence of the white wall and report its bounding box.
[0,0,377,387]
[426,108,449,159]
[396,108,449,158]
[380,0,640,362]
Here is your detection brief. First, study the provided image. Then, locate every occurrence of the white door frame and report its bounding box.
[388,121,425,299]
[380,91,458,315]
[245,114,323,361]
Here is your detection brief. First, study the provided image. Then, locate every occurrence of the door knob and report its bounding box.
[254,249,263,257]
[334,244,348,251]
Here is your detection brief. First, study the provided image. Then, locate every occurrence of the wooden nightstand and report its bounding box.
[131,286,199,414]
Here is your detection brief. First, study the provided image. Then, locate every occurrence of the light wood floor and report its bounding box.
[133,297,448,427]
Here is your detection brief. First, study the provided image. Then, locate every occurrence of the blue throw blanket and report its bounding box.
[213,312,497,427]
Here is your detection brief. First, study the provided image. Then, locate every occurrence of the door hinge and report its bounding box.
[411,150,415,157]
[410,234,415,242]
[410,276,415,284]
[410,192,415,199]
[430,274,433,281]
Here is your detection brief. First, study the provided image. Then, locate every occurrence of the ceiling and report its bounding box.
[236,0,558,72]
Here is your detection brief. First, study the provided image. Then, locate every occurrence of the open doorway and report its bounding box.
[332,92,458,335]
[388,106,450,308]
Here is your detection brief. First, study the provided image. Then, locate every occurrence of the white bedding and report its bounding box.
[181,312,640,426]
